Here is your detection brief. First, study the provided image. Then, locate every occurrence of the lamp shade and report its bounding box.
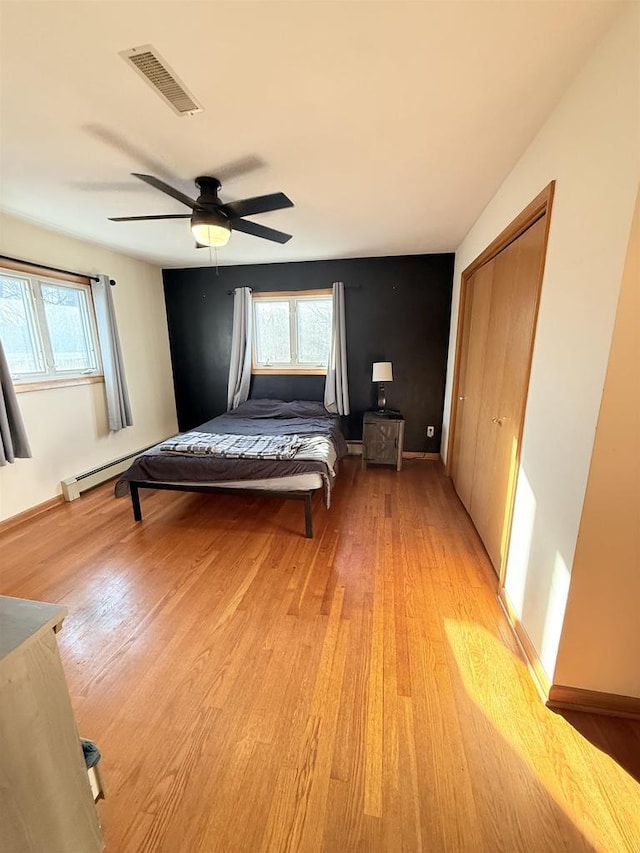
[372,361,393,382]
[191,210,231,247]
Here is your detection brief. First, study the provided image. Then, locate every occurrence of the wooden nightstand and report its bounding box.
[362,411,405,471]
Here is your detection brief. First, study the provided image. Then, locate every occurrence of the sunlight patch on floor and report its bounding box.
[443,617,610,851]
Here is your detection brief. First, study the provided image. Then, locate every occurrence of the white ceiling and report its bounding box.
[0,1,623,268]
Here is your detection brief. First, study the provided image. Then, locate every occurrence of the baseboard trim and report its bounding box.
[0,495,65,535]
[498,587,551,700]
[403,451,441,461]
[547,685,640,720]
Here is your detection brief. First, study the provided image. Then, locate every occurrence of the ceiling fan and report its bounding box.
[108,173,294,247]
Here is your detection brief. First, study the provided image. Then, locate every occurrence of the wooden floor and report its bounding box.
[2,458,639,852]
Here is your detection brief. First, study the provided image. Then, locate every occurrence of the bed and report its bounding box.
[115,399,348,538]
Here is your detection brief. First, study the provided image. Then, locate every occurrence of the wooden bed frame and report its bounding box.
[129,480,316,538]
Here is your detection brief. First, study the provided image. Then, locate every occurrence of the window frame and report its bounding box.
[0,265,103,392]
[252,289,333,376]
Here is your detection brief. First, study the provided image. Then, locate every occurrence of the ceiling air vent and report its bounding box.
[120,45,203,116]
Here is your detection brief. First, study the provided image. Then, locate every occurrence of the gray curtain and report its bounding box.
[227,287,253,410]
[91,275,133,432]
[0,338,31,465]
[324,281,350,415]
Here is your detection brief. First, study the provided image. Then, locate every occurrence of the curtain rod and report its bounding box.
[0,254,116,286]
[225,283,360,295]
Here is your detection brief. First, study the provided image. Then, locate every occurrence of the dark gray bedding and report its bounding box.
[115,400,348,504]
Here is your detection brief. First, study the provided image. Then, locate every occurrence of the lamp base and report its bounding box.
[377,383,386,411]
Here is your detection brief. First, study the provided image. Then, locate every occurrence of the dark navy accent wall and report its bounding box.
[162,253,454,453]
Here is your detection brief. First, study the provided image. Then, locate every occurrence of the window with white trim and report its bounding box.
[0,271,102,384]
[252,291,332,374]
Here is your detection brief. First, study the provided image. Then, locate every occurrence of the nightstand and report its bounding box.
[362,411,405,471]
[0,596,104,852]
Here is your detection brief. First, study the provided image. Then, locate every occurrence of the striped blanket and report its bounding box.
[159,431,337,473]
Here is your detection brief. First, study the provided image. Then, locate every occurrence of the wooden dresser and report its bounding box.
[0,596,104,852]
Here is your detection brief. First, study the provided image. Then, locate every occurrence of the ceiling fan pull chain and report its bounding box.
[208,244,219,275]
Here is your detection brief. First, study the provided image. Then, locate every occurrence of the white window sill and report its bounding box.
[14,375,105,394]
[252,367,327,376]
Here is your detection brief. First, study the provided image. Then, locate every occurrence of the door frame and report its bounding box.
[446,181,555,585]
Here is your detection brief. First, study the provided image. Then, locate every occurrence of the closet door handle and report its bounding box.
[491,417,498,423]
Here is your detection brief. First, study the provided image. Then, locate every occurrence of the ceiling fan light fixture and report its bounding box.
[190,210,231,247]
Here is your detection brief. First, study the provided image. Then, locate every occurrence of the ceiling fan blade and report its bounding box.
[108,214,192,221]
[132,173,199,210]
[83,124,176,181]
[231,218,292,244]
[222,192,293,219]
[72,181,150,192]
[213,155,266,184]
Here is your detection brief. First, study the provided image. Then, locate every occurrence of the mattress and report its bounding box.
[149,472,324,492]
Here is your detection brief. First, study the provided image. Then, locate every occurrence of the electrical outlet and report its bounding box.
[426,425,435,438]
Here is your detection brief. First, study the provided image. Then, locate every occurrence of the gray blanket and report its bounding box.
[115,405,348,506]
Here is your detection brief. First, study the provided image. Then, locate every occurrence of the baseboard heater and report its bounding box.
[61,441,164,501]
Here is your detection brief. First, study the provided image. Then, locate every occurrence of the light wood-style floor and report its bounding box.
[2,458,639,852]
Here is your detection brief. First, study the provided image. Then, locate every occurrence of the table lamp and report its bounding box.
[372,361,393,411]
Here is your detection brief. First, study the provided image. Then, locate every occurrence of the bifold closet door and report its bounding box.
[471,216,546,569]
[453,214,547,574]
[450,261,495,512]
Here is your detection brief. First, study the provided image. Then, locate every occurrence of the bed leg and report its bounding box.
[130,483,142,522]
[304,493,313,539]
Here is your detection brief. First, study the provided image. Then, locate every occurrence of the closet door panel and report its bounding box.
[469,240,517,563]
[469,216,547,571]
[481,216,547,569]
[451,262,494,512]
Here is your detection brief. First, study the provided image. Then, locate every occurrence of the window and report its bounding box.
[0,270,102,385]
[253,290,333,374]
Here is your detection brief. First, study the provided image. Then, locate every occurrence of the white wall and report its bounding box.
[553,192,640,698]
[0,213,178,520]
[442,6,640,681]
